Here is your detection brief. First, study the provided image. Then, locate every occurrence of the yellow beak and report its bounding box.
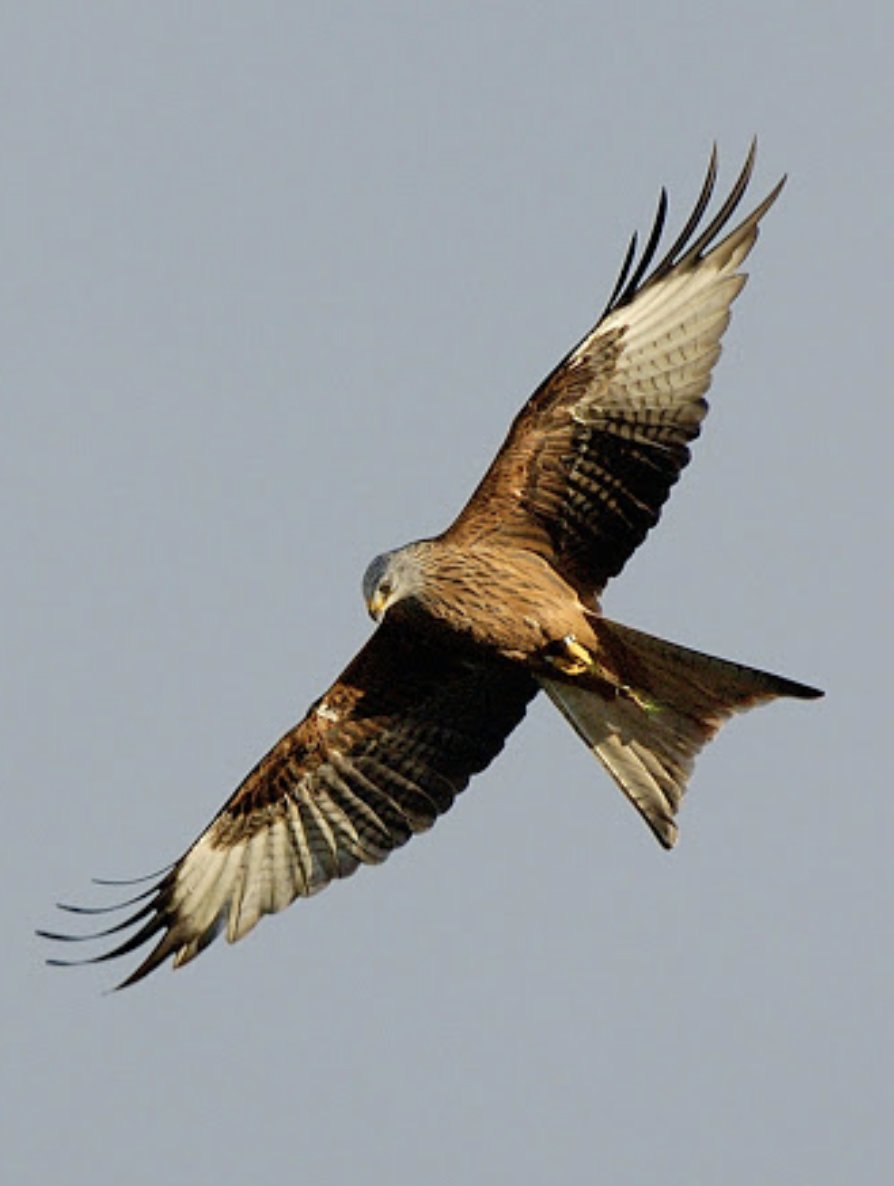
[367,590,388,622]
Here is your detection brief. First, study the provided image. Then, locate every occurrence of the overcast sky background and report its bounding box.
[4,5,891,1184]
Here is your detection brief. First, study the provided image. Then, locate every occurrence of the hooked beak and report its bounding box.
[367,590,388,622]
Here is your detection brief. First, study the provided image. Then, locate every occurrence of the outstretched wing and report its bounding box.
[446,143,783,596]
[40,618,536,987]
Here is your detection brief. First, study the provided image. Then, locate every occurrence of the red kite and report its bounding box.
[41,145,821,987]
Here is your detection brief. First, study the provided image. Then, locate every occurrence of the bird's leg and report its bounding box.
[543,634,662,714]
[543,633,593,677]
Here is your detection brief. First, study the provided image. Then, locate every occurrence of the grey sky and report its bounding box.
[5,4,891,1184]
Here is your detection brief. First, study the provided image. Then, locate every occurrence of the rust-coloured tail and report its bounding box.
[540,617,822,847]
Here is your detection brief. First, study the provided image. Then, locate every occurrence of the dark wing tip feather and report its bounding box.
[90,866,174,887]
[601,187,668,316]
[37,870,175,990]
[601,230,639,317]
[50,881,161,916]
[600,140,782,320]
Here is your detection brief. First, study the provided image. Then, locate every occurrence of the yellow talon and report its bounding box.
[543,639,661,715]
[544,634,593,677]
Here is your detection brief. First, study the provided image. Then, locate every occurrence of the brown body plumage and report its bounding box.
[41,144,822,987]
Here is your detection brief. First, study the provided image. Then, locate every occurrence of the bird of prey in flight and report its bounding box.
[41,143,822,988]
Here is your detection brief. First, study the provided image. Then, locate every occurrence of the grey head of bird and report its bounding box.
[362,543,429,622]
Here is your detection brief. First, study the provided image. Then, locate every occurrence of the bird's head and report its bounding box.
[362,545,426,622]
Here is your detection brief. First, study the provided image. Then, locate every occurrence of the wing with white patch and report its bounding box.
[39,619,536,987]
[447,143,783,596]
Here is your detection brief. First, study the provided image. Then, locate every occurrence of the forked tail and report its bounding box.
[540,617,822,847]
